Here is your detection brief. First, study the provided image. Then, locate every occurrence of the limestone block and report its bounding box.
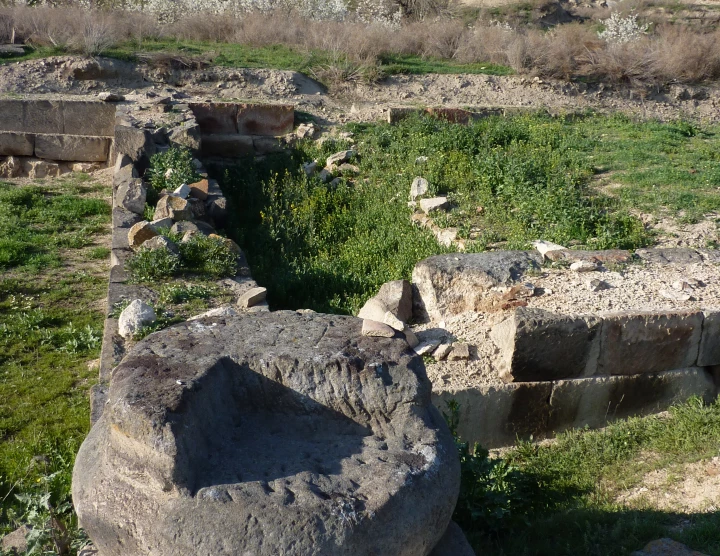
[0,131,34,156]
[491,308,602,382]
[113,125,156,167]
[118,299,156,339]
[200,134,254,157]
[412,251,542,322]
[237,286,267,308]
[699,310,720,367]
[0,100,63,134]
[189,102,238,133]
[420,197,449,214]
[73,312,459,556]
[128,221,159,249]
[154,195,192,222]
[362,319,395,337]
[237,103,294,136]
[548,368,716,433]
[597,311,703,375]
[35,135,111,162]
[168,121,201,151]
[61,101,116,136]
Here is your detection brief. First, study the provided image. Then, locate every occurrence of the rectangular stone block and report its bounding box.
[0,100,63,134]
[0,131,34,156]
[548,368,716,433]
[699,310,720,366]
[252,136,285,154]
[189,103,239,134]
[490,308,601,382]
[236,103,294,136]
[35,134,111,162]
[597,310,703,375]
[200,134,254,158]
[61,101,116,136]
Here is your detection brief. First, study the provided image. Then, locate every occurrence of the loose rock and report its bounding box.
[419,197,449,214]
[117,300,156,339]
[410,177,429,201]
[237,286,267,308]
[447,343,470,361]
[127,221,159,249]
[362,319,396,338]
[570,260,599,272]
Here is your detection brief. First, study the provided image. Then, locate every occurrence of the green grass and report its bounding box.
[218,112,651,314]
[100,38,512,80]
[0,45,66,66]
[0,177,111,550]
[459,396,720,555]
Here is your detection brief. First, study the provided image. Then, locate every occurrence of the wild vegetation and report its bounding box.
[0,175,110,554]
[3,0,720,88]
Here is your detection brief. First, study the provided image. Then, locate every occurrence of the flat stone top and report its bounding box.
[109,311,430,451]
[415,251,542,284]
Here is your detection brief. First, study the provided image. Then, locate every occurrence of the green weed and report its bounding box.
[146,146,201,193]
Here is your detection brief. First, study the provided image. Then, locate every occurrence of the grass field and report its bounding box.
[0,175,110,552]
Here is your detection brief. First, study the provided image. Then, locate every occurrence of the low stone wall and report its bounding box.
[0,99,115,168]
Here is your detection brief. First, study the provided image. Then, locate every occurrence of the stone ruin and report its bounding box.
[2,97,707,554]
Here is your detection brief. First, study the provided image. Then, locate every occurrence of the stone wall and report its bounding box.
[0,100,115,174]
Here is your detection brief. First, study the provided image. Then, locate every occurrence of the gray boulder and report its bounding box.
[115,178,147,215]
[117,299,156,339]
[412,251,542,322]
[73,311,459,556]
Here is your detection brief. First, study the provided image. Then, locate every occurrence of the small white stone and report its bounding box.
[570,260,598,272]
[173,183,191,199]
[383,311,405,331]
[414,339,441,356]
[118,300,156,339]
[533,240,566,258]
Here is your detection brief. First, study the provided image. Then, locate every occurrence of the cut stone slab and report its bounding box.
[412,251,543,322]
[597,311,703,376]
[189,102,238,134]
[428,521,475,556]
[117,299,156,339]
[61,101,116,136]
[491,308,602,382]
[200,134,254,157]
[236,103,294,136]
[115,178,146,215]
[419,196,449,214]
[237,286,267,308]
[154,195,192,221]
[433,343,453,361]
[545,249,632,265]
[113,126,156,168]
[35,134,111,162]
[410,177,429,201]
[635,248,702,265]
[128,221,158,249]
[698,310,720,367]
[0,131,34,156]
[253,136,284,155]
[73,311,459,556]
[631,538,709,556]
[0,99,63,134]
[362,319,396,338]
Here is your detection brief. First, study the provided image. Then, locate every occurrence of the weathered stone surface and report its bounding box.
[237,286,267,308]
[253,135,285,154]
[570,260,598,272]
[447,343,470,361]
[189,179,210,200]
[117,299,156,339]
[62,101,116,136]
[412,251,543,322]
[327,150,356,167]
[189,103,238,133]
[0,99,63,134]
[98,92,125,102]
[113,207,142,229]
[419,197,449,214]
[698,249,720,263]
[170,221,199,236]
[635,248,702,265]
[0,131,34,156]
[403,328,420,348]
[548,368,715,433]
[597,311,703,375]
[113,125,156,167]
[35,134,111,162]
[433,343,453,361]
[491,309,601,382]
[168,121,201,151]
[699,310,720,367]
[362,319,396,337]
[73,311,459,556]
[428,521,475,556]
[544,249,632,265]
[115,178,147,214]
[358,280,412,328]
[0,155,22,178]
[22,158,61,178]
[237,103,294,136]
[410,177,429,201]
[188,306,239,321]
[155,195,192,221]
[151,216,173,230]
[187,197,206,219]
[141,235,179,255]
[200,133,254,157]
[631,538,709,556]
[128,221,159,249]
[1,525,30,554]
[173,183,191,199]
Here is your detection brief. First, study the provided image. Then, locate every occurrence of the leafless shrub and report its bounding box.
[649,25,720,83]
[0,7,15,43]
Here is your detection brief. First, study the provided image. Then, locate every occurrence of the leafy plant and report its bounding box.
[158,283,212,304]
[146,146,201,193]
[126,247,181,282]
